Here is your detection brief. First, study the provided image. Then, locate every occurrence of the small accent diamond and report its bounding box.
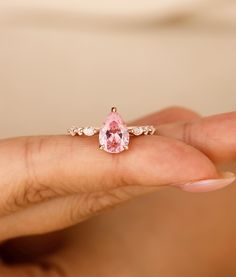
[68,127,77,136]
[142,126,150,135]
[132,127,143,136]
[83,127,96,136]
[77,128,83,135]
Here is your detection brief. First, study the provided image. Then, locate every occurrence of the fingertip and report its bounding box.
[179,171,236,193]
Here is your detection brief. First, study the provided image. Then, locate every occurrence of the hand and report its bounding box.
[0,107,235,276]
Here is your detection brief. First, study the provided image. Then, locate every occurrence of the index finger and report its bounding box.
[158,111,236,164]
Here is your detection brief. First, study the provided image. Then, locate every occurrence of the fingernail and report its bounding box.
[180,172,236,193]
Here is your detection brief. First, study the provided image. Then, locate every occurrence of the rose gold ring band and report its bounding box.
[67,125,156,137]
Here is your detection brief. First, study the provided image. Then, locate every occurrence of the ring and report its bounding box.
[67,107,156,154]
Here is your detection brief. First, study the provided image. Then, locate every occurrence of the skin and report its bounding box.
[0,107,236,276]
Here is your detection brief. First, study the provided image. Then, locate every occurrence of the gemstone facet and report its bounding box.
[99,109,129,153]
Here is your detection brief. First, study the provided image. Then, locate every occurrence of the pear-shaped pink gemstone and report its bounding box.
[99,111,129,153]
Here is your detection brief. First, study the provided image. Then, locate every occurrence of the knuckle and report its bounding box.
[21,137,56,204]
[68,189,130,224]
[5,181,58,214]
[66,194,92,224]
[67,193,107,223]
[4,137,60,213]
[182,121,194,145]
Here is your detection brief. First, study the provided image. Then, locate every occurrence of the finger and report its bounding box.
[158,111,236,164]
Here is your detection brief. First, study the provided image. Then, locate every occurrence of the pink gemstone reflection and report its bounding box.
[99,111,129,153]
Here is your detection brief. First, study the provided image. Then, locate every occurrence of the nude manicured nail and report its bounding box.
[180,172,236,193]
